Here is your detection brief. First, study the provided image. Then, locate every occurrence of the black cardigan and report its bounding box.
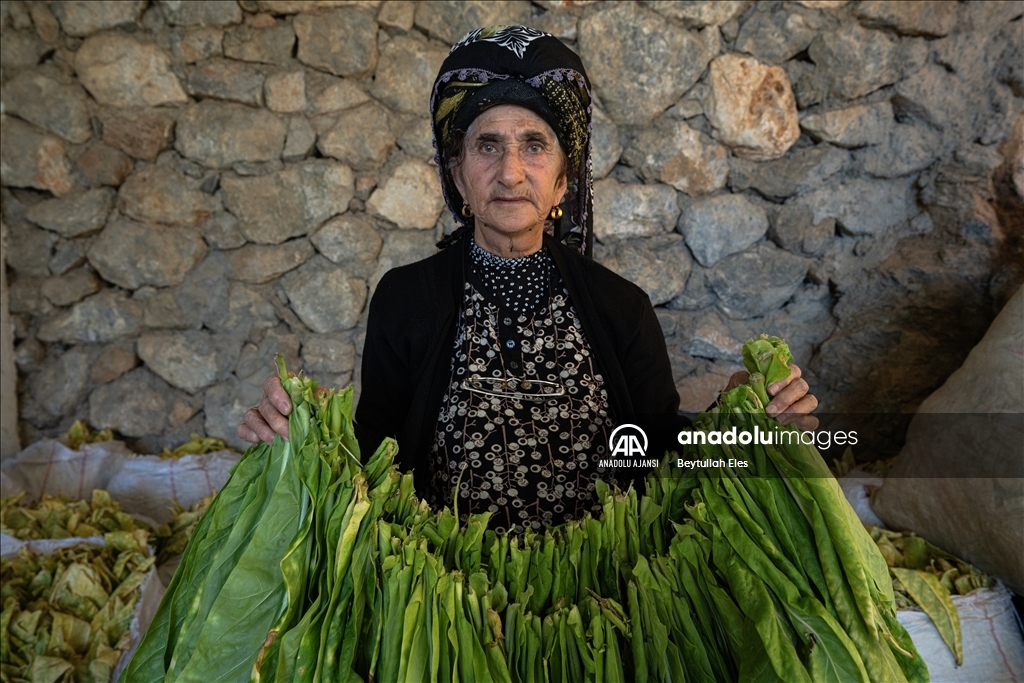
[354,232,682,473]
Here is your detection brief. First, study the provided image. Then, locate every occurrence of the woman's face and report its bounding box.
[451,104,568,246]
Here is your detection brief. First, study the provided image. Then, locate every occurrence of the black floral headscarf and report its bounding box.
[431,25,594,257]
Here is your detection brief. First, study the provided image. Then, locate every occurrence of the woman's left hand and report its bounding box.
[725,363,819,431]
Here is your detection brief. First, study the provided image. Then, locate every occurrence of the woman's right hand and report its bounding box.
[237,373,293,444]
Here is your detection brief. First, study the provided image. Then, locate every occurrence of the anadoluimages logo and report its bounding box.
[608,424,648,458]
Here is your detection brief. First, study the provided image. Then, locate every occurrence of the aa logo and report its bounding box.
[608,424,648,458]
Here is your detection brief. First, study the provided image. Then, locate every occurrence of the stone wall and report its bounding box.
[1,0,1022,457]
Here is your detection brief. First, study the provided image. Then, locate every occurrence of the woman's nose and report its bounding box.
[497,149,526,184]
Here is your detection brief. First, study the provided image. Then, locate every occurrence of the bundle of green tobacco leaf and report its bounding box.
[0,534,154,682]
[123,342,927,683]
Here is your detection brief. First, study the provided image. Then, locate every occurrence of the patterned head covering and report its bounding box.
[431,26,594,257]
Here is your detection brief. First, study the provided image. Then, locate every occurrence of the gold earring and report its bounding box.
[549,206,563,220]
[461,204,473,218]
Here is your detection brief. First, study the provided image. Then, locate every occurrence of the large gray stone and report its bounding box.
[590,106,622,180]
[855,0,957,37]
[89,367,187,437]
[234,325,300,386]
[220,159,354,244]
[220,282,281,339]
[117,166,217,227]
[75,33,188,107]
[667,263,716,311]
[225,239,315,283]
[224,20,295,64]
[200,211,246,249]
[28,346,92,419]
[305,71,370,114]
[767,203,835,256]
[369,230,437,291]
[727,144,849,200]
[709,242,808,319]
[394,115,436,161]
[138,330,241,394]
[855,124,940,179]
[0,29,47,68]
[675,308,744,362]
[281,256,367,333]
[99,108,176,163]
[52,1,145,36]
[800,102,894,149]
[49,238,93,276]
[294,8,378,77]
[171,26,224,63]
[37,289,143,343]
[184,58,265,106]
[623,119,728,196]
[1,69,92,144]
[4,197,59,276]
[159,0,243,26]
[735,3,821,64]
[413,1,532,44]
[41,267,102,307]
[893,63,973,139]
[678,194,768,267]
[317,102,395,170]
[792,176,914,237]
[578,3,715,126]
[592,178,679,241]
[311,214,383,265]
[264,71,307,113]
[26,188,116,238]
[366,161,445,230]
[87,215,207,289]
[370,35,448,115]
[0,116,73,196]
[595,235,692,306]
[705,53,799,161]
[808,25,900,101]
[175,101,287,168]
[641,1,752,28]
[76,143,135,188]
[203,377,265,449]
[279,118,315,164]
[302,333,356,375]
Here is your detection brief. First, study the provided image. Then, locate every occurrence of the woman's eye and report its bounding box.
[481,143,498,153]
[527,143,543,154]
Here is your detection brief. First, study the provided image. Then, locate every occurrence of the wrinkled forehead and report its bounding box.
[463,104,561,143]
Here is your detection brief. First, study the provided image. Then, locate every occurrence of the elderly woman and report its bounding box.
[240,26,817,534]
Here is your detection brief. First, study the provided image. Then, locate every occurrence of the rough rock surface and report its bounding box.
[366,161,445,229]
[175,101,287,168]
[220,159,354,244]
[596,235,692,306]
[281,256,368,333]
[705,54,800,161]
[808,25,900,101]
[579,3,715,126]
[800,102,894,149]
[709,243,808,319]
[624,119,728,196]
[593,178,679,241]
[26,189,116,238]
[642,1,752,28]
[316,102,395,170]
[225,239,315,284]
[99,108,176,163]
[137,330,240,394]
[855,0,958,38]
[1,69,92,144]
[53,1,145,37]
[678,194,769,267]
[88,367,187,438]
[0,116,73,196]
[76,143,135,187]
[37,290,143,344]
[224,21,295,64]
[727,144,849,199]
[413,1,532,45]
[75,33,189,107]
[117,166,217,227]
[311,214,383,265]
[294,8,378,77]
[87,216,207,289]
[370,35,448,114]
[184,58,265,106]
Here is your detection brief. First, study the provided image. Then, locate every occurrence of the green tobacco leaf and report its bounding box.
[890,567,962,665]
